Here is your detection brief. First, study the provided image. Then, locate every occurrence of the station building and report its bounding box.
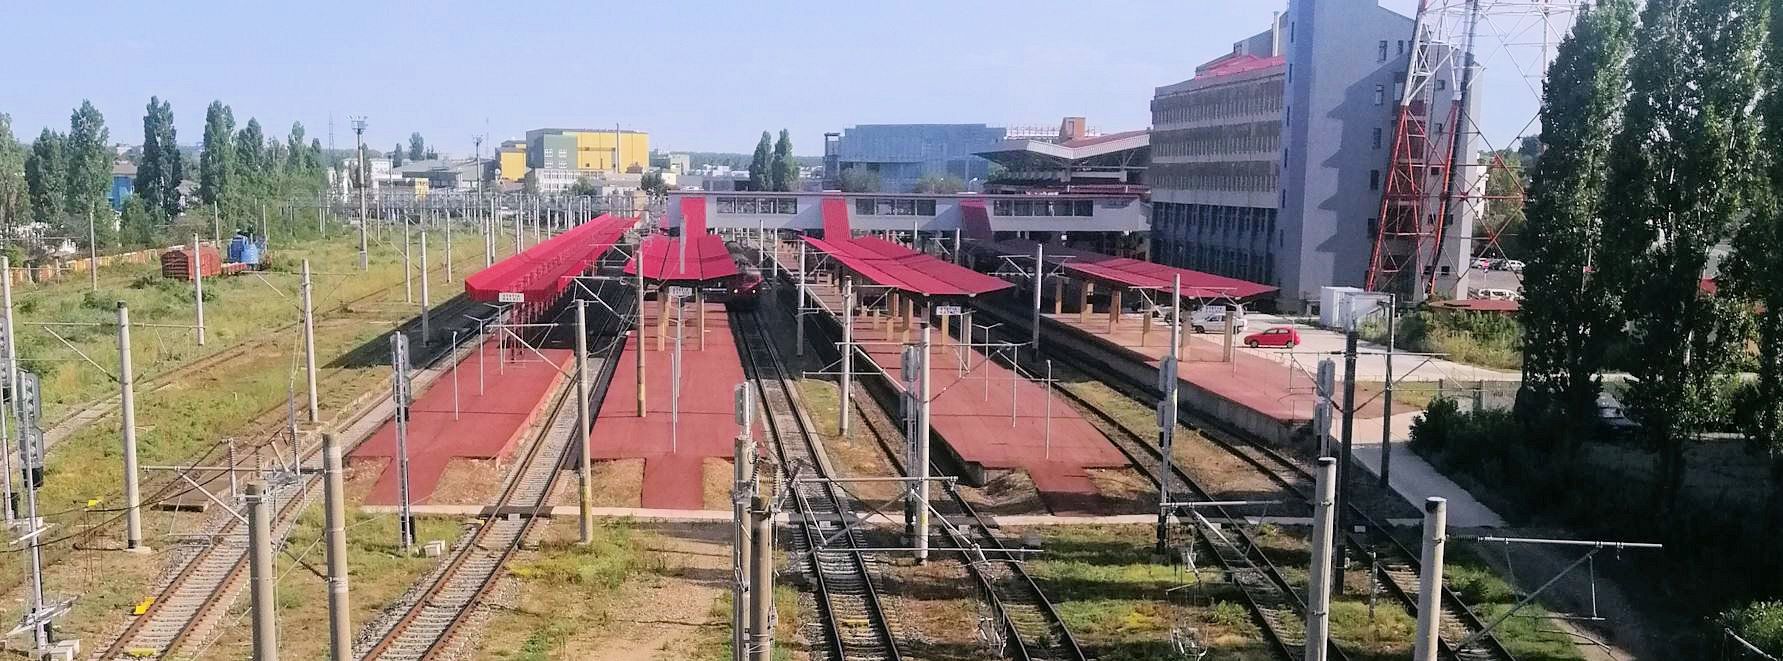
[974,117,1148,194]
[1149,0,1473,312]
[822,124,1008,192]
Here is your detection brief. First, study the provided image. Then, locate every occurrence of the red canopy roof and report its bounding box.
[464,215,634,303]
[805,235,1013,297]
[989,239,1278,300]
[622,233,739,282]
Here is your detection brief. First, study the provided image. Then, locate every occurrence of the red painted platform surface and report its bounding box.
[588,302,750,510]
[353,340,573,505]
[810,286,1126,513]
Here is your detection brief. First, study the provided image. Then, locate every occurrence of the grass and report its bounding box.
[472,519,668,659]
[0,224,513,643]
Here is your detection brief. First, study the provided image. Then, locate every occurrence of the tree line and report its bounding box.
[0,98,330,258]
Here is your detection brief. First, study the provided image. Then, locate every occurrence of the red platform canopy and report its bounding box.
[623,233,740,282]
[989,238,1278,300]
[464,215,634,303]
[805,235,1013,297]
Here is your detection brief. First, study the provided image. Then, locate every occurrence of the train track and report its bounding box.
[734,307,902,661]
[92,295,492,660]
[768,292,1086,661]
[974,300,1516,661]
[354,296,625,661]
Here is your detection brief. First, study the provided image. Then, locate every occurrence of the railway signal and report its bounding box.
[390,333,416,552]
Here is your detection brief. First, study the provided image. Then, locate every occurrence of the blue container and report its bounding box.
[240,239,262,266]
[227,235,246,263]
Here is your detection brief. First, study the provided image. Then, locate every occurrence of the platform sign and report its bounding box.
[497,291,525,304]
[935,305,963,317]
[668,286,694,300]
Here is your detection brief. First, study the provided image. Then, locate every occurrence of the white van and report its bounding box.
[1188,305,1248,334]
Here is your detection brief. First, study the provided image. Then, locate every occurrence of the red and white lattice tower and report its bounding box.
[1365,0,1582,301]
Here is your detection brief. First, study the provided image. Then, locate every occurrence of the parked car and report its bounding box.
[1503,259,1525,273]
[1189,306,1248,334]
[1242,326,1300,349]
[1598,392,1641,439]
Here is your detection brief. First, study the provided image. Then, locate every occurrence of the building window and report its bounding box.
[1377,40,1388,62]
[1436,78,1447,91]
[1434,122,1445,135]
[1372,127,1383,149]
[1394,82,1405,101]
[1373,85,1385,106]
[1369,170,1381,190]
[1397,40,1406,55]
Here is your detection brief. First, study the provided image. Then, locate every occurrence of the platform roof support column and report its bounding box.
[697,288,707,352]
[1079,281,1092,324]
[657,288,669,352]
[1141,299,1153,347]
[1108,288,1122,334]
[938,308,950,345]
[902,296,914,343]
[887,292,900,335]
[1053,278,1064,315]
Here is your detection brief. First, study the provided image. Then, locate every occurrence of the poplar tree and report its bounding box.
[235,117,267,204]
[748,131,771,192]
[0,114,26,232]
[1600,0,1765,508]
[138,96,183,219]
[1516,0,1636,439]
[771,129,795,192]
[1728,0,1783,544]
[23,129,64,225]
[392,143,404,167]
[63,100,112,235]
[408,132,425,162]
[199,101,235,207]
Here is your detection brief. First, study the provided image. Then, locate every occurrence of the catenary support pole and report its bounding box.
[575,300,593,544]
[1334,322,1359,581]
[322,433,351,661]
[247,482,279,661]
[391,334,414,552]
[749,493,774,661]
[1031,243,1043,347]
[915,323,932,563]
[731,433,755,661]
[1305,457,1337,661]
[403,218,414,304]
[1412,497,1448,661]
[1381,295,1397,487]
[88,210,98,292]
[796,240,807,357]
[419,232,431,343]
[1156,275,1181,556]
[193,233,206,346]
[0,257,14,520]
[445,208,454,282]
[301,260,320,423]
[636,249,647,418]
[118,302,143,550]
[839,279,854,437]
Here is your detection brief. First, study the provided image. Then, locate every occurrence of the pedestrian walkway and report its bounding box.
[1349,411,1506,528]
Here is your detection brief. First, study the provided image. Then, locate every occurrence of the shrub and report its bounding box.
[1723,600,1783,656]
[1410,397,1463,452]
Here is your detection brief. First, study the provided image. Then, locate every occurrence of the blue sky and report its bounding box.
[2,0,1541,157]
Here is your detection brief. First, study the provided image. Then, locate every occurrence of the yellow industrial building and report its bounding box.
[522,128,650,175]
[497,139,528,182]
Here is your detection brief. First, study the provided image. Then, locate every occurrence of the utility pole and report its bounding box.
[486,196,496,267]
[403,217,414,304]
[419,231,431,344]
[635,249,647,418]
[88,210,98,292]
[1333,322,1359,581]
[301,260,319,423]
[0,257,14,521]
[748,493,774,661]
[247,482,279,661]
[1412,497,1448,661]
[730,384,757,661]
[575,301,593,544]
[1156,275,1181,556]
[118,302,143,550]
[839,279,854,437]
[915,324,931,563]
[444,206,454,282]
[192,233,206,346]
[390,334,415,552]
[795,240,807,357]
[322,433,351,661]
[352,116,368,271]
[1304,457,1337,660]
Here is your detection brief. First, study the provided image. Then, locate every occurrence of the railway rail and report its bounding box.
[92,295,490,660]
[974,301,1516,661]
[766,292,1087,661]
[735,307,902,661]
[355,296,626,661]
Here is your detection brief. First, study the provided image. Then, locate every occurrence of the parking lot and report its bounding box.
[1192,311,1520,383]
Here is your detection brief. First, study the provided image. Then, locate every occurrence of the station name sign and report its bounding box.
[498,292,525,303]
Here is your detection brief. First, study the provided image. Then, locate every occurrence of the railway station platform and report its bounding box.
[353,338,573,505]
[587,301,750,510]
[788,244,1128,514]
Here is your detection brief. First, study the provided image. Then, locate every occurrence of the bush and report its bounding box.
[1723,600,1783,656]
[1410,397,1463,452]
[1365,309,1523,369]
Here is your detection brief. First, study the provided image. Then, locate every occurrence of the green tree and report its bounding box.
[391,143,404,167]
[1599,0,1765,509]
[1727,0,1783,557]
[24,129,65,225]
[639,171,667,198]
[118,195,156,247]
[838,167,880,193]
[408,132,425,162]
[1515,0,1635,441]
[770,129,795,192]
[62,100,111,231]
[0,114,27,233]
[748,131,771,192]
[138,96,183,220]
[566,176,600,197]
[913,174,966,194]
[235,117,267,205]
[198,101,235,207]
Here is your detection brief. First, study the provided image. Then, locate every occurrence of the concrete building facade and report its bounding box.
[1150,0,1469,311]
[524,128,649,173]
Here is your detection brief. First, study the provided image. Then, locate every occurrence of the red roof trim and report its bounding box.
[464,215,634,303]
[989,239,1278,300]
[805,236,1013,297]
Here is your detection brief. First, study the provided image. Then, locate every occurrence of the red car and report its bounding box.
[1243,326,1300,349]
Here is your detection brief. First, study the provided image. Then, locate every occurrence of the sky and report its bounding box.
[1,0,1553,158]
